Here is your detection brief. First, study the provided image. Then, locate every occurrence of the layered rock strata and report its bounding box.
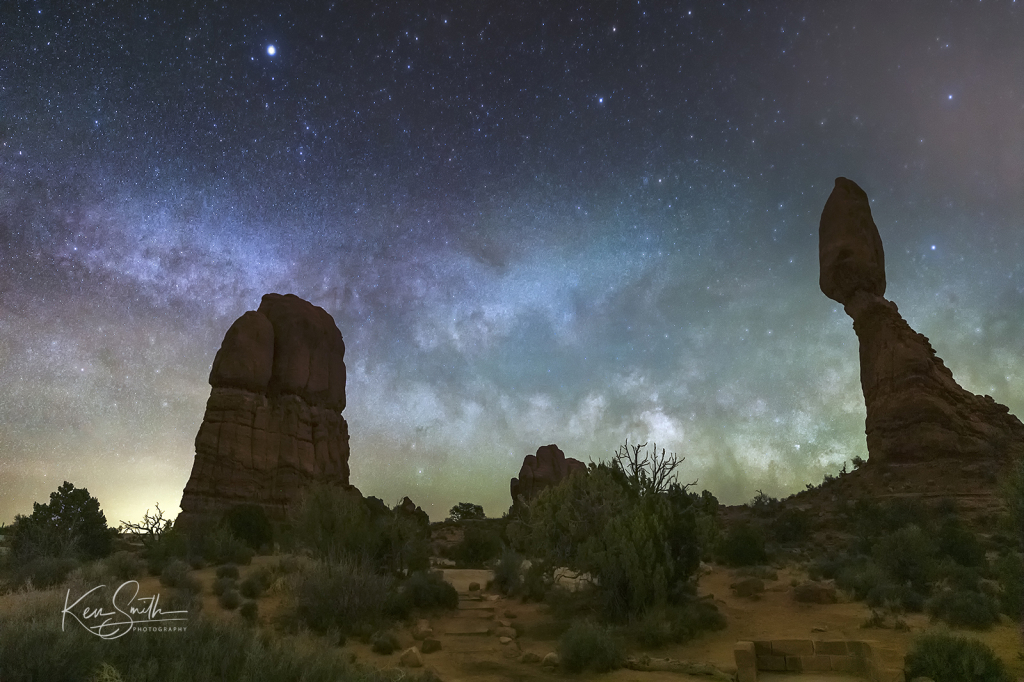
[819,177,1024,463]
[178,293,350,523]
[510,444,587,507]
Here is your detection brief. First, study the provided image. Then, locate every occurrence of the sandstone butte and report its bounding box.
[819,177,1024,464]
[178,293,351,525]
[510,444,588,508]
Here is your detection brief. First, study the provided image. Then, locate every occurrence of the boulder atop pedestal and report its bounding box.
[818,178,1024,464]
[510,444,587,507]
[178,293,351,525]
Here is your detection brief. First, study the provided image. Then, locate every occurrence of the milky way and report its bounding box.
[2,3,1023,524]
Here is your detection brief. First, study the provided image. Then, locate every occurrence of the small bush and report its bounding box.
[904,631,1011,682]
[105,551,143,581]
[866,583,925,613]
[453,526,503,567]
[278,556,300,574]
[239,600,258,624]
[492,547,524,596]
[159,560,201,593]
[202,525,254,566]
[10,556,79,589]
[770,507,812,544]
[927,590,1001,630]
[717,522,767,567]
[216,564,240,579]
[400,570,458,610]
[240,576,264,599]
[295,560,393,634]
[558,620,624,673]
[370,630,400,655]
[213,576,238,597]
[873,524,936,592]
[836,558,888,600]
[223,504,273,551]
[937,518,986,567]
[994,553,1022,619]
[219,588,242,610]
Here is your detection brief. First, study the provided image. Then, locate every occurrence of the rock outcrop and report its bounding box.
[510,444,587,507]
[819,177,1024,463]
[178,293,351,523]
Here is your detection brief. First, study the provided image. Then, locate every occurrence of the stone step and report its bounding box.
[457,601,496,611]
[444,624,492,636]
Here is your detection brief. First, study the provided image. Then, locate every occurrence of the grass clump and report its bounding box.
[105,551,143,581]
[216,563,240,579]
[239,600,258,624]
[926,590,1001,630]
[904,631,1011,682]
[219,588,242,610]
[558,620,624,673]
[159,560,201,593]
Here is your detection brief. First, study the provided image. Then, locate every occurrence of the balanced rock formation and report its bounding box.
[178,293,351,523]
[819,178,1024,463]
[510,444,587,507]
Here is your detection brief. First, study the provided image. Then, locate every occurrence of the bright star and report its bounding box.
[267,45,276,56]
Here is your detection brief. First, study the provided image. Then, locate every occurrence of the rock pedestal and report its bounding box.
[510,444,587,507]
[819,178,1024,463]
[178,293,351,524]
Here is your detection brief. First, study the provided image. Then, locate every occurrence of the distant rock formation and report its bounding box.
[819,177,1024,463]
[510,444,587,507]
[178,293,351,524]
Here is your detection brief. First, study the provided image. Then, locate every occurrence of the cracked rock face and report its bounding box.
[510,444,587,507]
[178,293,350,523]
[819,178,1024,463]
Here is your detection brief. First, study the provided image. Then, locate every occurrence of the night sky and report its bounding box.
[2,2,1023,525]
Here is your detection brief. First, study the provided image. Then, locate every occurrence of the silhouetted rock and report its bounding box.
[179,293,351,524]
[510,444,587,507]
[397,496,430,526]
[819,178,1024,464]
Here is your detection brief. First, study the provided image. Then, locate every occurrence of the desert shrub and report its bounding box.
[0,595,370,682]
[212,577,237,596]
[770,507,812,544]
[8,482,117,561]
[904,631,1011,682]
[993,553,1022,619]
[492,547,524,596]
[216,564,240,579]
[453,525,503,567]
[717,522,767,567]
[222,504,273,551]
[448,502,486,522]
[927,590,1001,630]
[292,485,374,566]
[866,583,925,613]
[219,588,242,610]
[105,551,143,581]
[370,630,400,655]
[399,570,458,610]
[295,560,393,634]
[936,561,983,592]
[873,524,937,592]
[239,600,258,624]
[835,557,888,600]
[278,556,300,574]
[748,490,780,516]
[201,525,254,566]
[936,517,986,567]
[142,526,189,576]
[372,512,431,575]
[163,587,203,617]
[8,556,80,589]
[239,576,263,599]
[528,463,708,621]
[629,598,726,648]
[520,559,551,602]
[558,620,624,673]
[159,560,201,593]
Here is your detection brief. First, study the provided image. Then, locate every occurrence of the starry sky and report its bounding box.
[2,2,1023,526]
